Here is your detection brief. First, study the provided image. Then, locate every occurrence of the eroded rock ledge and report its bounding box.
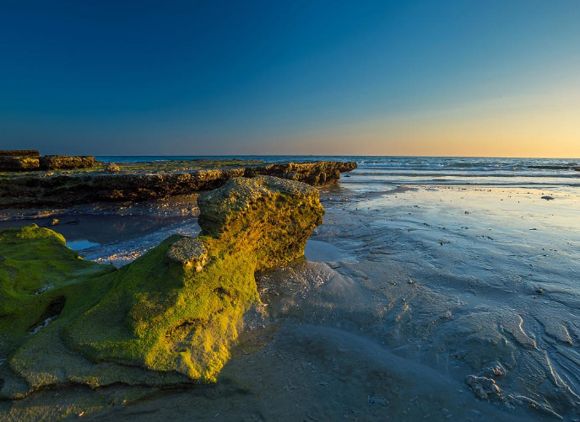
[0,150,95,172]
[0,176,324,398]
[0,161,356,209]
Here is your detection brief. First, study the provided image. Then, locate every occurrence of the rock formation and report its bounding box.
[0,150,41,172]
[0,161,356,209]
[105,162,121,173]
[0,150,96,172]
[39,155,95,170]
[0,176,324,398]
[0,156,40,172]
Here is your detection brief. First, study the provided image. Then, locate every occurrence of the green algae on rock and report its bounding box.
[199,176,325,270]
[0,225,115,358]
[0,176,324,398]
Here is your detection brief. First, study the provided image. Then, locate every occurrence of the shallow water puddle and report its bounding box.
[305,239,353,263]
[66,239,100,251]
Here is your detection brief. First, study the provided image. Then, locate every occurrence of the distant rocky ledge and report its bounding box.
[0,159,356,209]
[0,176,324,398]
[0,150,95,172]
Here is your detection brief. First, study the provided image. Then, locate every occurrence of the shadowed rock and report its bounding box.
[0,150,40,157]
[0,151,96,172]
[0,160,356,209]
[0,156,40,171]
[0,177,324,398]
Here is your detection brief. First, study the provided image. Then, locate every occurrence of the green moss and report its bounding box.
[0,225,115,357]
[0,176,323,397]
[198,176,325,270]
[64,236,257,382]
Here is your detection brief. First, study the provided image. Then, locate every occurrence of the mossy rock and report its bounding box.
[0,225,115,358]
[198,176,325,270]
[0,176,324,397]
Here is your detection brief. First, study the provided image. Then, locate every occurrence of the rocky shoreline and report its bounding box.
[0,176,324,402]
[0,160,356,209]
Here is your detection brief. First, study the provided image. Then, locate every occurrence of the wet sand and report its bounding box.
[3,182,580,421]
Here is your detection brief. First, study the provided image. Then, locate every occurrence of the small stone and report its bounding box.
[367,395,388,406]
[105,162,120,173]
[466,375,501,400]
[166,237,209,271]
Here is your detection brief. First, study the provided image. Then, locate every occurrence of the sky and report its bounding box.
[1,0,579,157]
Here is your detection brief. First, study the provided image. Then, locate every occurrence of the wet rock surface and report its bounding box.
[0,160,356,209]
[0,177,323,409]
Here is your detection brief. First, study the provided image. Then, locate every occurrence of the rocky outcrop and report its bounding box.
[0,156,40,171]
[199,176,324,269]
[0,176,324,397]
[0,151,96,172]
[0,161,356,209]
[39,155,95,170]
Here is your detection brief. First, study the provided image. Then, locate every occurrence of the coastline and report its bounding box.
[1,157,580,421]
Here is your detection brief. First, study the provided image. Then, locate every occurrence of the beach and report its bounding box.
[1,157,579,421]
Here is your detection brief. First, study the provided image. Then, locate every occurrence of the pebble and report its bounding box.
[367,395,388,406]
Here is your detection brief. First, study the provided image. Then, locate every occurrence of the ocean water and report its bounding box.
[97,156,580,187]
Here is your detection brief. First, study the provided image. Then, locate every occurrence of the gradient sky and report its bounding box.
[1,0,579,157]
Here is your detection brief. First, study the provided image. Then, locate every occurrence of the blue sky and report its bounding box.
[1,0,579,156]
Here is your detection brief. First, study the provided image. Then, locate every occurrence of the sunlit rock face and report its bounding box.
[198,176,325,270]
[0,177,323,398]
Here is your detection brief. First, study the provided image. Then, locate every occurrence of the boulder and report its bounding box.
[39,155,95,170]
[0,177,324,397]
[198,176,325,270]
